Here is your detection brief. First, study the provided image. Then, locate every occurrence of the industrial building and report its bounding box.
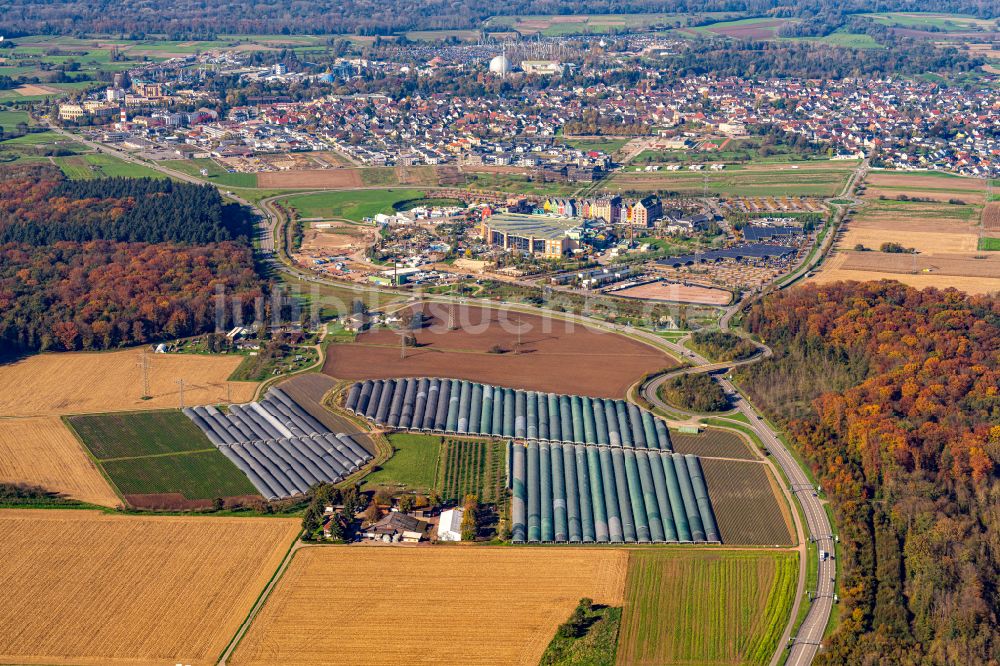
[184,387,372,499]
[510,441,720,544]
[344,378,675,450]
[480,213,584,258]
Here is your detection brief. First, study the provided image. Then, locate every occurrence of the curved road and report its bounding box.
[54,127,843,665]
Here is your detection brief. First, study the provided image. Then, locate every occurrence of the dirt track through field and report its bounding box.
[231,546,628,666]
[0,349,257,416]
[323,305,676,398]
[0,417,119,506]
[0,510,300,666]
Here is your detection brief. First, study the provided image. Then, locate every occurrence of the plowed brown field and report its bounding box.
[0,510,300,666]
[0,349,257,416]
[258,168,362,188]
[0,417,119,506]
[323,305,675,398]
[231,546,628,666]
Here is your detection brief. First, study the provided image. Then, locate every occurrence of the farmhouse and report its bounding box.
[363,512,430,543]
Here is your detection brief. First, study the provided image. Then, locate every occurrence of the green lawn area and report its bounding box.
[606,163,852,198]
[67,410,257,500]
[54,153,168,180]
[0,109,33,128]
[561,137,630,154]
[285,188,426,221]
[161,158,259,187]
[616,550,798,666]
[362,432,442,493]
[862,12,997,32]
[978,237,1000,251]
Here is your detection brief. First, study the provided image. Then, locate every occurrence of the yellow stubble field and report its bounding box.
[0,416,119,506]
[231,546,629,666]
[0,348,258,416]
[0,510,300,666]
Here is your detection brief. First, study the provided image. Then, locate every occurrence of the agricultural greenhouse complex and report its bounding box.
[184,388,371,500]
[510,442,720,544]
[345,377,721,544]
[344,378,675,449]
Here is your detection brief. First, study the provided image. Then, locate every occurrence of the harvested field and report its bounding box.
[671,428,757,461]
[231,546,628,666]
[617,550,798,666]
[14,83,61,96]
[0,417,119,507]
[701,459,794,546]
[840,252,1000,278]
[258,168,361,189]
[865,171,986,204]
[0,509,300,666]
[812,253,1000,294]
[984,202,1000,231]
[0,349,257,416]
[611,280,732,306]
[323,304,676,398]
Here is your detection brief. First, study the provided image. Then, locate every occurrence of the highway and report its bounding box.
[51,127,847,664]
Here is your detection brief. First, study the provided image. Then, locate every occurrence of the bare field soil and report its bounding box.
[671,428,757,460]
[323,305,676,398]
[231,546,628,666]
[0,510,300,666]
[811,253,1000,294]
[0,349,257,416]
[701,459,794,546]
[709,19,790,39]
[0,417,119,507]
[611,281,732,306]
[865,172,986,203]
[984,202,1000,231]
[258,168,362,189]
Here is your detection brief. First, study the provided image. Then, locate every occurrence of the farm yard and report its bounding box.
[67,410,259,509]
[0,349,258,416]
[0,417,119,507]
[0,509,300,666]
[616,550,798,666]
[701,458,794,546]
[230,547,628,666]
[605,163,853,198]
[324,304,676,398]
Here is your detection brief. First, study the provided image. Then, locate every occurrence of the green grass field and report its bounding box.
[0,109,33,128]
[541,603,621,666]
[362,432,441,493]
[606,163,852,198]
[161,158,258,187]
[285,188,426,221]
[978,237,1000,251]
[561,137,630,154]
[68,410,257,500]
[862,12,997,32]
[438,438,508,507]
[53,153,168,179]
[616,550,797,666]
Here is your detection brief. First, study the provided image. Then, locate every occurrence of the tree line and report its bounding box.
[0,0,993,38]
[0,166,251,245]
[735,281,998,665]
[0,164,262,356]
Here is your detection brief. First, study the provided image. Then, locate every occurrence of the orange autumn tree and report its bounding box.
[737,281,999,664]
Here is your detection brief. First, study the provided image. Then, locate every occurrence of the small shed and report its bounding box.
[437,508,464,542]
